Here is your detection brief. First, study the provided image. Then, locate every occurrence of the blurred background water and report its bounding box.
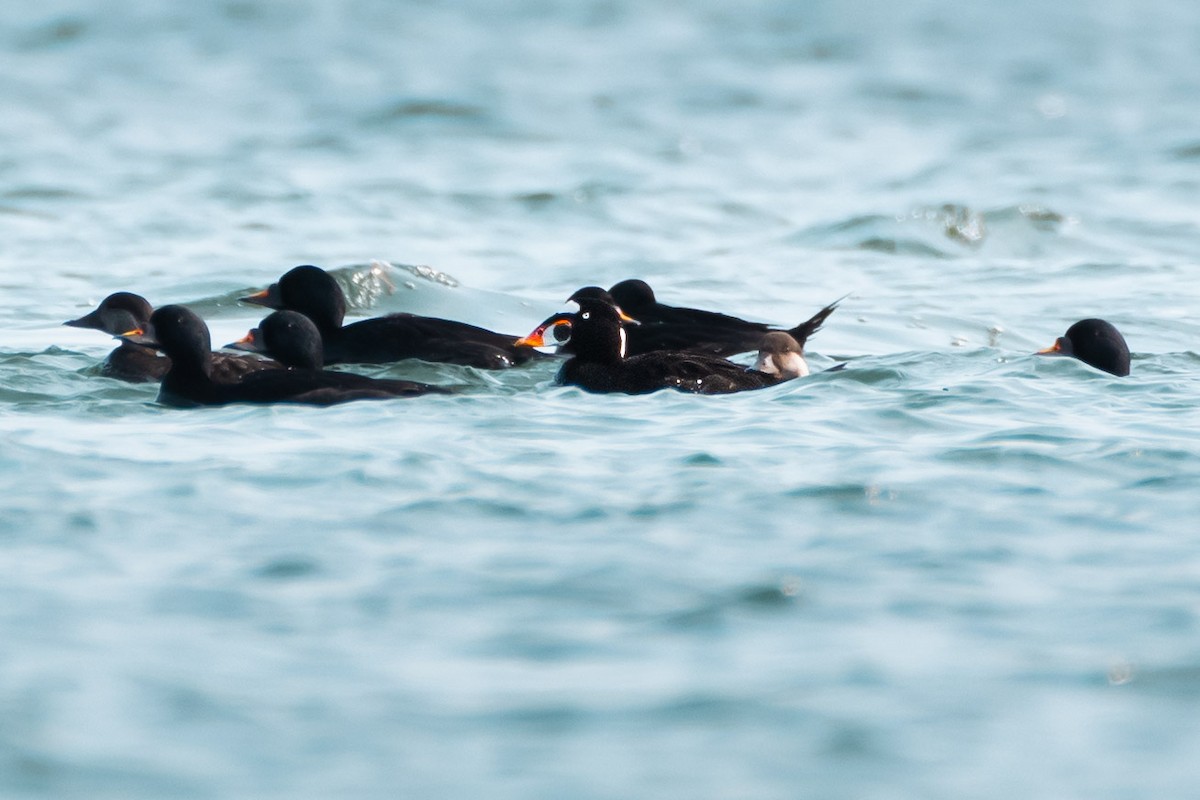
[3,1,1200,797]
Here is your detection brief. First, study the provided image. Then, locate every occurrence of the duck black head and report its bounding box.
[65,292,154,334]
[123,305,213,373]
[242,265,346,335]
[608,279,656,314]
[245,310,325,370]
[568,286,616,305]
[1037,318,1130,377]
[567,286,638,324]
[560,296,628,364]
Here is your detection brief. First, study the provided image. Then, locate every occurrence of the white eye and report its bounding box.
[581,311,591,320]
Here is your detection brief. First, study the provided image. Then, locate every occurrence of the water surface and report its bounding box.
[3,1,1200,798]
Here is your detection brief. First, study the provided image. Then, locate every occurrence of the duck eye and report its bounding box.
[581,311,591,320]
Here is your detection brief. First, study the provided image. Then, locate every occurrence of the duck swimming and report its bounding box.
[123,305,450,407]
[65,292,277,383]
[516,291,792,395]
[1036,318,1130,377]
[597,278,841,357]
[240,265,544,369]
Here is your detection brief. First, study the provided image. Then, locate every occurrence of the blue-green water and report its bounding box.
[4,1,1200,797]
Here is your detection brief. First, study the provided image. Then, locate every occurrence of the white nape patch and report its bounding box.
[619,326,627,358]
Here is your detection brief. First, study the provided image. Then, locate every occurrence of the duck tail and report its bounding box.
[786,295,846,348]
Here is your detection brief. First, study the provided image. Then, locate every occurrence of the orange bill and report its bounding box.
[241,288,271,303]
[224,328,265,353]
[239,283,283,308]
[516,324,549,348]
[516,318,570,347]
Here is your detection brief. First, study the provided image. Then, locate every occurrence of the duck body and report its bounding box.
[582,279,839,357]
[129,305,450,407]
[66,291,278,383]
[559,350,780,395]
[227,309,454,399]
[159,364,445,408]
[241,265,543,369]
[518,295,786,395]
[328,314,533,369]
[102,340,172,383]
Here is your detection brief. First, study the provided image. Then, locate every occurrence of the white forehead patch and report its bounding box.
[618,326,627,358]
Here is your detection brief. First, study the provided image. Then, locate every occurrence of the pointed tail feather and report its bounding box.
[786,295,846,349]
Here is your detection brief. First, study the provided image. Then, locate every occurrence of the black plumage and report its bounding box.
[1037,318,1130,377]
[592,278,840,357]
[125,305,451,407]
[65,292,278,383]
[240,265,544,369]
[517,294,788,395]
[229,310,331,370]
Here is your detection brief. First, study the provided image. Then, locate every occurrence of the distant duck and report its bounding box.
[1037,318,1130,377]
[64,292,277,383]
[516,291,790,395]
[240,264,545,369]
[570,279,840,358]
[123,305,450,407]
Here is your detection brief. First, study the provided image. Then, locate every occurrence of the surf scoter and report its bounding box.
[516,293,790,395]
[240,265,543,369]
[65,292,278,383]
[1037,318,1130,377]
[570,279,840,357]
[122,305,450,407]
